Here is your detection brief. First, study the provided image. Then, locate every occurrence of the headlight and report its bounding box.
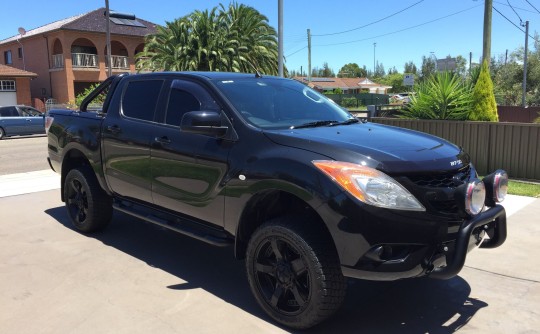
[483,170,508,206]
[313,160,425,211]
[456,178,486,216]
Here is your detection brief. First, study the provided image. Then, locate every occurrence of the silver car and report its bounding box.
[0,105,45,139]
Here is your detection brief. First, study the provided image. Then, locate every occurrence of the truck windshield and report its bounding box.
[214,78,353,129]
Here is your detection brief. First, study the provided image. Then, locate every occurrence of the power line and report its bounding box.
[493,0,540,14]
[506,0,523,23]
[524,0,540,14]
[493,6,539,42]
[286,46,307,58]
[314,4,481,47]
[311,0,424,37]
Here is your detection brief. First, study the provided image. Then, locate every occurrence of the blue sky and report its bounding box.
[1,0,538,74]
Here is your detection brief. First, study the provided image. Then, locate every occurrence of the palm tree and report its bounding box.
[137,3,282,75]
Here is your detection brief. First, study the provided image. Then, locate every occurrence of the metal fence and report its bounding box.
[371,118,540,181]
[325,93,389,108]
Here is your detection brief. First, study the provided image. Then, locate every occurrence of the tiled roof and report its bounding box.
[293,76,391,89]
[0,8,158,45]
[0,64,37,77]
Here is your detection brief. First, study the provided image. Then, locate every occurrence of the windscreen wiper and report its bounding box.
[330,118,360,126]
[290,120,338,129]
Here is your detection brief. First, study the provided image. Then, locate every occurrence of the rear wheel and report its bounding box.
[246,217,346,329]
[64,167,112,232]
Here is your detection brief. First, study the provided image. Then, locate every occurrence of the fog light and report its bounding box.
[456,179,486,216]
[483,170,508,206]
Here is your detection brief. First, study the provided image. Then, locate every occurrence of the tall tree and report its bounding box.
[137,3,281,75]
[420,56,436,81]
[337,63,367,78]
[404,61,417,74]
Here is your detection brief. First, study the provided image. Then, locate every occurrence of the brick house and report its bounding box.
[0,8,158,104]
[294,77,392,94]
[0,64,37,106]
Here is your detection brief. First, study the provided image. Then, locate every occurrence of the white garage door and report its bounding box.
[0,92,17,106]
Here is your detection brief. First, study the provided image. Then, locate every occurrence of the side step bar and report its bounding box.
[113,201,233,247]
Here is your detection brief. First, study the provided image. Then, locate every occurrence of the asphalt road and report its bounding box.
[0,135,49,175]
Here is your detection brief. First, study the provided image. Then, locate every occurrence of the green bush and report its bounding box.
[399,71,472,120]
[341,97,357,108]
[75,83,105,108]
[469,60,498,121]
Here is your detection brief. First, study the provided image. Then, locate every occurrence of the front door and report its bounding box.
[150,79,232,225]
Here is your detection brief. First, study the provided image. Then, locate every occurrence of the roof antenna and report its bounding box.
[246,60,263,78]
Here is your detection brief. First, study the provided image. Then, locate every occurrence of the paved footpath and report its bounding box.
[0,171,539,333]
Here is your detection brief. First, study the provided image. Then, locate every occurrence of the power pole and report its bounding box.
[278,0,284,77]
[522,21,529,107]
[482,0,492,65]
[505,49,508,66]
[307,29,311,83]
[105,0,112,77]
[469,52,472,75]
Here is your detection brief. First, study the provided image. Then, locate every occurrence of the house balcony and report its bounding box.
[72,53,98,68]
[105,55,129,70]
[51,54,64,69]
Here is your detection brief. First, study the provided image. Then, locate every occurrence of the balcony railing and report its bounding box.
[105,55,129,69]
[51,54,64,69]
[72,53,98,68]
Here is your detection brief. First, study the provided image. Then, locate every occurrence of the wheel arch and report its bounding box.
[60,149,93,202]
[234,189,334,260]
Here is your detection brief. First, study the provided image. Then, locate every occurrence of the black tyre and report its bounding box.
[0,127,5,140]
[64,167,113,232]
[246,217,346,329]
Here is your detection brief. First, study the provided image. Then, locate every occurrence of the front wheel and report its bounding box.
[0,127,5,139]
[64,167,112,232]
[246,217,346,329]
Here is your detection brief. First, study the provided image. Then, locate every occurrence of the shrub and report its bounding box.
[399,72,472,120]
[341,97,357,108]
[469,60,498,121]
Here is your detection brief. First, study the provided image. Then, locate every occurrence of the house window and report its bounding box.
[0,80,16,91]
[4,50,12,64]
[18,48,23,59]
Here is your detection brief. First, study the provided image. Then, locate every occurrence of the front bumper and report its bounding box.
[429,205,506,279]
[325,196,507,281]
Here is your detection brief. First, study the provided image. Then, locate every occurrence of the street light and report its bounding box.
[373,42,376,76]
[430,51,438,72]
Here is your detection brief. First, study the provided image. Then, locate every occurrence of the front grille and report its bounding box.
[402,165,472,216]
[408,165,471,188]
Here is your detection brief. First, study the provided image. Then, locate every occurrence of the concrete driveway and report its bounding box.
[0,187,539,333]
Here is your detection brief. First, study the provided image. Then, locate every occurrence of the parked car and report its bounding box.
[390,92,413,104]
[0,105,45,139]
[47,73,507,329]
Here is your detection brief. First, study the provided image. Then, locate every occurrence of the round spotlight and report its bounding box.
[464,179,486,216]
[483,170,508,206]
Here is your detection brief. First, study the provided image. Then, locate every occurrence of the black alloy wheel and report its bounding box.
[246,217,346,329]
[64,167,112,232]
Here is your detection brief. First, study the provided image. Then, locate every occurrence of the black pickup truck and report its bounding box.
[47,72,508,329]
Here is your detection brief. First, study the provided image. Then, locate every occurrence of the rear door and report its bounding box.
[102,77,166,203]
[150,78,232,225]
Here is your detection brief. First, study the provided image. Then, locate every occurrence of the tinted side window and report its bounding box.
[122,80,164,121]
[165,89,200,126]
[0,107,18,117]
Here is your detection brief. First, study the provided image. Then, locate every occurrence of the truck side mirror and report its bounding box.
[180,111,228,138]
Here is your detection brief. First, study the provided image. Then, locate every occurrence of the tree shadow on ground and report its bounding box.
[45,207,487,333]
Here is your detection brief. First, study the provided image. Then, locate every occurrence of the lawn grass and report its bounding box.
[508,180,540,198]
